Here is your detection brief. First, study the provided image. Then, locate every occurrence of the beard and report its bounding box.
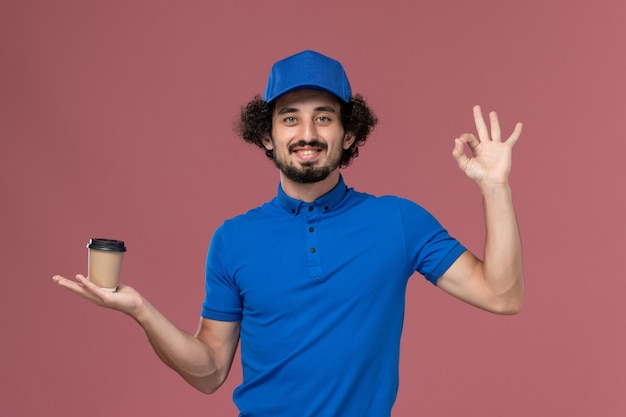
[271,139,342,184]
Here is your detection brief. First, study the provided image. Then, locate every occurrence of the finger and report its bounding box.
[53,274,97,300]
[54,274,106,304]
[473,105,489,142]
[506,122,523,146]
[452,138,470,171]
[53,274,85,292]
[76,274,116,296]
[459,133,480,153]
[75,273,98,289]
[489,111,501,142]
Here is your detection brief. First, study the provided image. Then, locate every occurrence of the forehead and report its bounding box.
[273,89,341,112]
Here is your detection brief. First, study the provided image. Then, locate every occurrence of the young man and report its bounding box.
[54,50,524,416]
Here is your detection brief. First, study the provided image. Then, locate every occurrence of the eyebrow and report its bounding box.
[276,106,338,115]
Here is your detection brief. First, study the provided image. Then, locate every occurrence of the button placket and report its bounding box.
[305,204,322,277]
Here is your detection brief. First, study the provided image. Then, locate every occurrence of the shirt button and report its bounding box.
[324,206,329,211]
[309,227,315,232]
[291,208,296,214]
[310,247,316,253]
[308,206,314,212]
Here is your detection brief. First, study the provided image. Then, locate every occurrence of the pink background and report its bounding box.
[2,1,625,416]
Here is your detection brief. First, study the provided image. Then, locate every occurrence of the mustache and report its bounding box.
[288,140,328,152]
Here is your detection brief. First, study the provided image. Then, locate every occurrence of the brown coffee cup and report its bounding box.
[87,238,127,291]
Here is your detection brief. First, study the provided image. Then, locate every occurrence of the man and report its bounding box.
[53,50,524,416]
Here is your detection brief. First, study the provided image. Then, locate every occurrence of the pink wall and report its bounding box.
[2,1,625,416]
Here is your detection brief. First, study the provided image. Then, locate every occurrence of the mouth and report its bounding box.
[289,142,326,162]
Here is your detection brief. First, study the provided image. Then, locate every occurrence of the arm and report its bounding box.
[436,105,524,314]
[52,274,240,393]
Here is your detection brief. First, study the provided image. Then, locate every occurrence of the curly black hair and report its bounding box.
[234,94,377,168]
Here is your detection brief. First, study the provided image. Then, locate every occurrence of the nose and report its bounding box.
[299,118,318,141]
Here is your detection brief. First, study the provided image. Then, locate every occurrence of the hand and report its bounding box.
[452,105,522,186]
[52,274,144,317]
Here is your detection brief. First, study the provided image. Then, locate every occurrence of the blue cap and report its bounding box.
[263,50,352,103]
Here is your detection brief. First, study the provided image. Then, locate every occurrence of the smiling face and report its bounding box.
[262,89,355,185]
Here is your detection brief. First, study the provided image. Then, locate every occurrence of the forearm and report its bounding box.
[480,182,524,311]
[131,299,224,393]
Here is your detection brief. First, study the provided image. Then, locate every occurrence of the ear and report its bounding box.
[262,135,274,150]
[342,132,356,150]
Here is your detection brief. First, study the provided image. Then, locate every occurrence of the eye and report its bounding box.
[283,116,297,124]
[316,116,331,123]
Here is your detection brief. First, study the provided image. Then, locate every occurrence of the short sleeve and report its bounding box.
[398,198,466,285]
[201,225,243,322]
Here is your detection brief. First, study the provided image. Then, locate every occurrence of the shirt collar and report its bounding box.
[276,175,349,215]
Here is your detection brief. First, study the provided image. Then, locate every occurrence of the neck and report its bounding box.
[279,170,341,202]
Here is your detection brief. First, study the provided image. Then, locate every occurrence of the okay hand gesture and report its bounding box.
[452,105,523,186]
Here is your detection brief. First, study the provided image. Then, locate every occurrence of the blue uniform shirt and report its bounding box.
[202,176,466,417]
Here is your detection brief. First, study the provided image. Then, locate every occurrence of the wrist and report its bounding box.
[128,295,152,324]
[478,181,512,198]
